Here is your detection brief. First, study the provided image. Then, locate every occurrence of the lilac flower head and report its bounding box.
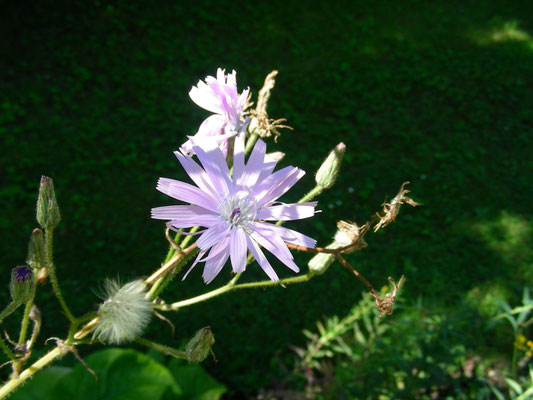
[182,68,250,155]
[152,138,317,283]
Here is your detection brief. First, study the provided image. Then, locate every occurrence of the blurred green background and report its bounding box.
[1,0,532,398]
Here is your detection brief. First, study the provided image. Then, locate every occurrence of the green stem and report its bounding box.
[148,247,200,300]
[0,346,64,398]
[18,285,37,345]
[155,272,312,311]
[0,335,16,361]
[0,301,20,326]
[298,186,323,203]
[244,132,259,154]
[45,229,75,322]
[179,226,199,249]
[135,337,188,360]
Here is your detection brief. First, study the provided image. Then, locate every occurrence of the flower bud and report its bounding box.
[185,326,215,363]
[94,280,152,344]
[36,176,61,229]
[308,252,335,276]
[10,266,34,303]
[26,228,47,270]
[315,142,346,190]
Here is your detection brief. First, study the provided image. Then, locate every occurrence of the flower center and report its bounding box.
[219,189,257,228]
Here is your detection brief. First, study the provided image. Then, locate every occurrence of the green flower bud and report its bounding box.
[185,327,215,363]
[26,228,47,270]
[36,176,61,229]
[308,252,335,276]
[315,142,346,190]
[10,266,34,303]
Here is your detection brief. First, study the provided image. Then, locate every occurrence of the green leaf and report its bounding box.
[167,359,227,400]
[49,348,181,400]
[10,366,72,400]
[505,377,523,395]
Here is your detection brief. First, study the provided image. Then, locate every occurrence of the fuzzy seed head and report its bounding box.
[94,279,152,345]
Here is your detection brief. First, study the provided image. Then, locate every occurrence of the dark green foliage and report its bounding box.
[1,0,532,397]
[10,348,226,400]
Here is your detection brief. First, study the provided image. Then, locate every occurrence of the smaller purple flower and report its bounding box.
[182,68,250,155]
[152,138,317,283]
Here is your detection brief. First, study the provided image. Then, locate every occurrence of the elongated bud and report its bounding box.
[315,142,346,190]
[10,266,34,303]
[36,176,61,229]
[26,228,47,270]
[185,326,215,362]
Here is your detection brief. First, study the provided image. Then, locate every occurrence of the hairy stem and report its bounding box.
[45,229,75,322]
[155,272,312,312]
[0,347,64,398]
[18,284,37,345]
[135,337,188,360]
[0,301,20,326]
[298,186,323,203]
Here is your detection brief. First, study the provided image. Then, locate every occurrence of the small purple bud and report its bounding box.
[10,266,34,303]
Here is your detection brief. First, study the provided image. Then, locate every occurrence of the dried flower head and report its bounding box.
[371,276,405,317]
[374,182,421,232]
[94,279,152,344]
[335,220,369,253]
[248,70,293,141]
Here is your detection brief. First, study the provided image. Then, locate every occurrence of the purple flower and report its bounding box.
[182,69,250,155]
[152,139,317,283]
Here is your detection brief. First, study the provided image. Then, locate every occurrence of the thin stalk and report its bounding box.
[45,229,75,322]
[148,247,199,300]
[244,132,259,154]
[135,337,188,360]
[0,346,64,398]
[0,335,16,361]
[155,272,312,311]
[298,186,323,203]
[0,301,20,326]
[18,284,37,345]
[144,244,198,286]
[179,226,199,249]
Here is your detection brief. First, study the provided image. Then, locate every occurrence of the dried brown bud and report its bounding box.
[248,70,292,141]
[371,276,405,317]
[374,182,421,232]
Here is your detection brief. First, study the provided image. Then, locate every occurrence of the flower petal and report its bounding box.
[254,221,317,248]
[246,235,279,281]
[195,222,230,250]
[240,139,266,188]
[254,166,305,206]
[193,145,232,197]
[202,238,230,283]
[174,151,221,201]
[151,205,220,227]
[256,202,317,221]
[232,136,245,184]
[229,227,247,273]
[156,178,219,212]
[250,228,299,273]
